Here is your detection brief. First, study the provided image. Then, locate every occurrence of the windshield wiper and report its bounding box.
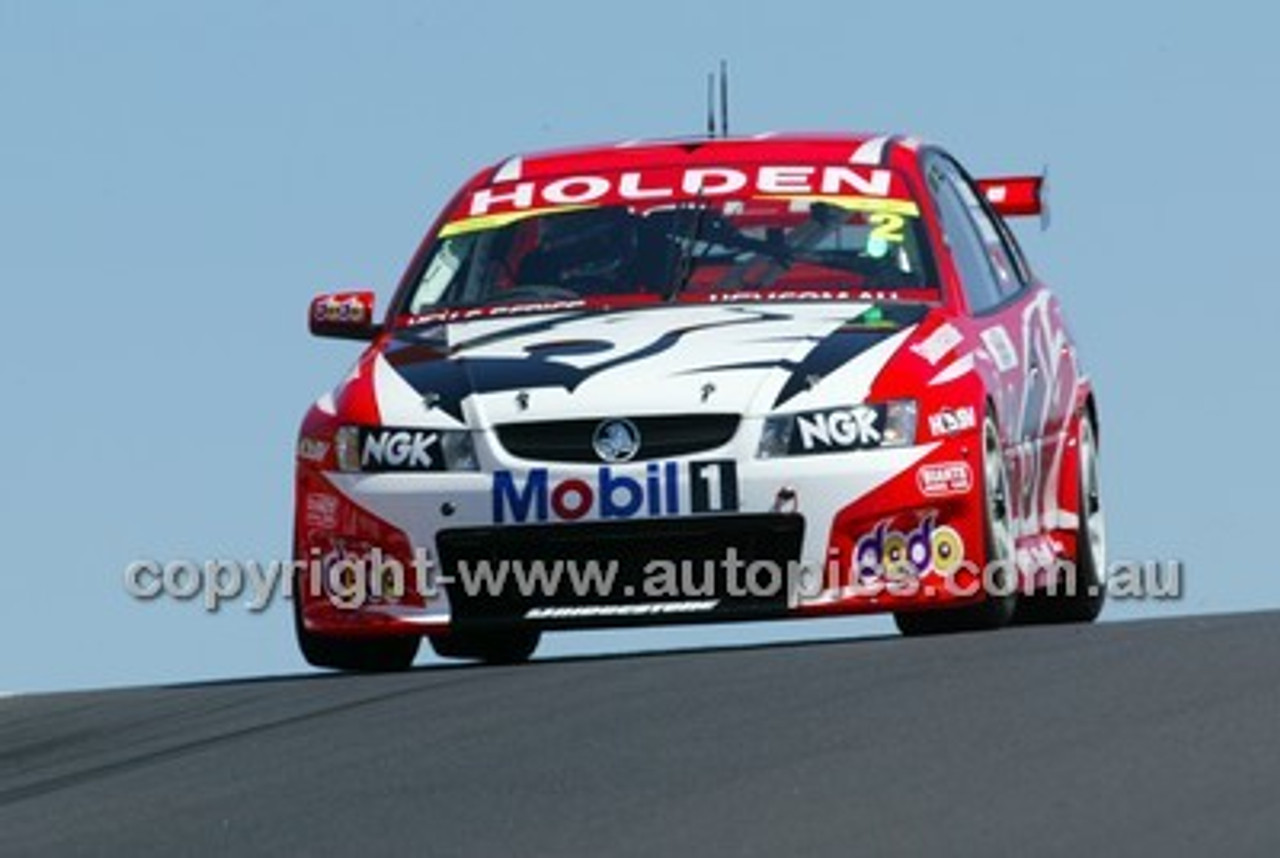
[667,197,709,302]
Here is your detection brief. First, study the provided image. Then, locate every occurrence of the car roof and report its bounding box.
[479,132,930,181]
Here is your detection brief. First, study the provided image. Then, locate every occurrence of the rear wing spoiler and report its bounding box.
[977,171,1050,230]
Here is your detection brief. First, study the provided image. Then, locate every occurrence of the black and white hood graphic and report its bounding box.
[367,303,927,429]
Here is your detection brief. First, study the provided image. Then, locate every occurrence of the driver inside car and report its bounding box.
[514,208,642,295]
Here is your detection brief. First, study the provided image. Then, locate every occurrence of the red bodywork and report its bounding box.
[293,133,1093,638]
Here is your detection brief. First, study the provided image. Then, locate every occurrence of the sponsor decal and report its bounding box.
[854,515,965,581]
[592,418,641,463]
[525,601,720,620]
[297,436,330,463]
[980,326,1018,373]
[304,493,339,530]
[917,462,974,498]
[911,324,964,365]
[708,288,902,304]
[791,405,885,454]
[463,165,898,218]
[927,405,977,437]
[313,295,368,324]
[360,429,444,472]
[492,460,739,524]
[399,299,587,327]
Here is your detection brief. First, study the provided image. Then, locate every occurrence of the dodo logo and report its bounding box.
[854,515,965,581]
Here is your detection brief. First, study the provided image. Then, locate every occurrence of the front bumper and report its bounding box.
[294,429,989,636]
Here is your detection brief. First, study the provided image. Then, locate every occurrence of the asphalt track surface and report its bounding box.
[3,611,1279,856]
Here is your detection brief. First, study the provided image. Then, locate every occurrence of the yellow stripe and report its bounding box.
[438,195,918,239]
[758,195,921,217]
[438,204,597,238]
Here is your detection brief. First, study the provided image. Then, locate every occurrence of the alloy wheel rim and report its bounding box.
[984,421,1014,567]
[1080,419,1107,582]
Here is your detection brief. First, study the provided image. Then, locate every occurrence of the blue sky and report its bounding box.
[2,1,1277,693]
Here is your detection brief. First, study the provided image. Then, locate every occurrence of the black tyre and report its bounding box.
[293,592,420,672]
[429,628,541,665]
[895,412,1018,636]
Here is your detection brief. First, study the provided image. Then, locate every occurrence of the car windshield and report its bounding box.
[403,167,938,316]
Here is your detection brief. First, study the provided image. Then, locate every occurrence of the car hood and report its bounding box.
[368,302,929,429]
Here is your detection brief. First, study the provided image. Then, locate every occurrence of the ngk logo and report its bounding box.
[361,430,440,471]
[794,406,883,453]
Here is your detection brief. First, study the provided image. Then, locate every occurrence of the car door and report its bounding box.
[924,152,1075,543]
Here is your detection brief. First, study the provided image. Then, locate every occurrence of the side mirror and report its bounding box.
[309,291,379,340]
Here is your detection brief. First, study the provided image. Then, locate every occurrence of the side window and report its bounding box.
[986,199,1033,286]
[950,170,1024,299]
[927,158,1005,313]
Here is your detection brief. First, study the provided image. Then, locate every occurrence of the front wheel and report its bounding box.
[1017,414,1106,624]
[430,628,541,665]
[293,592,420,672]
[895,412,1018,636]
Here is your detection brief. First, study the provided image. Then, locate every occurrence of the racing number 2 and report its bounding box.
[868,212,906,245]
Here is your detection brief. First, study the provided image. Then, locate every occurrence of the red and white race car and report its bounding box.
[293,133,1105,671]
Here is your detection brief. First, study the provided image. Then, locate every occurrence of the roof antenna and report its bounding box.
[719,59,730,138]
[706,72,717,138]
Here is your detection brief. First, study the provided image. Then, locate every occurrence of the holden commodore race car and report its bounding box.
[293,132,1106,671]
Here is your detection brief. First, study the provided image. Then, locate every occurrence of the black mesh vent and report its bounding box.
[437,514,804,628]
[495,415,740,463]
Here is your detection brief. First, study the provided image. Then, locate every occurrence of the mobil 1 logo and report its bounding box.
[689,460,740,514]
[492,459,741,524]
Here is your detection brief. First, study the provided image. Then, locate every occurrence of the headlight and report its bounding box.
[334,425,478,473]
[881,400,918,447]
[756,415,795,459]
[756,399,917,458]
[334,426,362,471]
[438,430,479,471]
